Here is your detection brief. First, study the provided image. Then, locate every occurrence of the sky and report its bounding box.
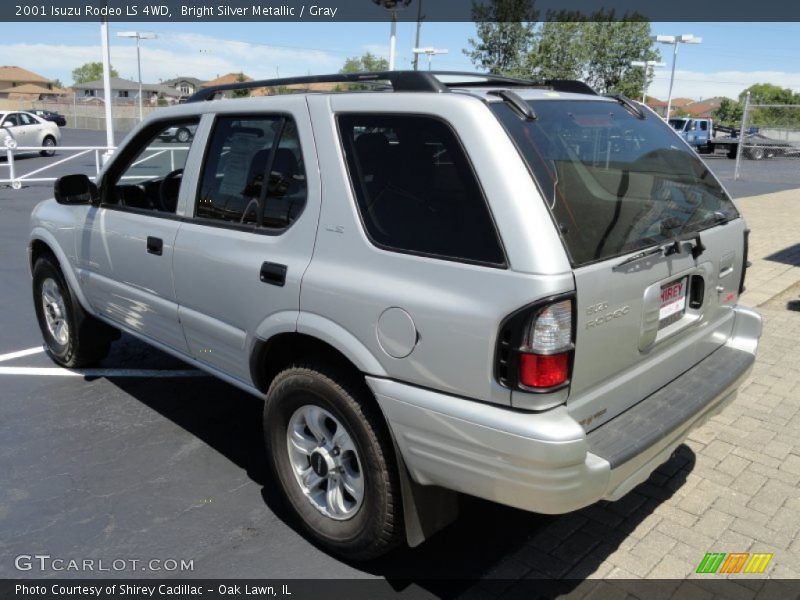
[3,21,800,101]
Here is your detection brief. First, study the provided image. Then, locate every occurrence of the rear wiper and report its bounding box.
[612,246,664,271]
[606,93,645,120]
[488,89,537,121]
[613,232,706,272]
[664,232,706,259]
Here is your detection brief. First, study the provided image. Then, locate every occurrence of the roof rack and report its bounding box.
[186,71,597,102]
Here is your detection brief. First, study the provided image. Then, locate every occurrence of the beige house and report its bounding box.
[0,66,67,100]
[200,72,253,88]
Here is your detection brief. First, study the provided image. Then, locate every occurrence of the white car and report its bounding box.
[0,110,61,156]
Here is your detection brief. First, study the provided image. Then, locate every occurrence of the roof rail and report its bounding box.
[186,71,597,102]
[186,71,445,102]
[541,79,598,96]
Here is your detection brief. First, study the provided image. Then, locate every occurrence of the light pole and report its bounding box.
[654,34,702,120]
[117,31,157,121]
[412,47,448,70]
[99,19,114,160]
[372,0,412,70]
[412,0,424,70]
[631,60,665,105]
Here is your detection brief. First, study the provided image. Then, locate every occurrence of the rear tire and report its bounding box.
[263,362,402,560]
[40,135,56,157]
[747,147,765,161]
[32,256,115,368]
[175,128,191,143]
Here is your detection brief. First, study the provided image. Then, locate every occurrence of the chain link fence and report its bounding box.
[0,95,162,133]
[734,97,800,184]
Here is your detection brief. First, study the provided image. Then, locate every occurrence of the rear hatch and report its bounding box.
[492,96,745,431]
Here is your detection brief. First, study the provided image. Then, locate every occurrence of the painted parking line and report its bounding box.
[0,346,207,377]
[0,346,45,363]
[0,366,207,377]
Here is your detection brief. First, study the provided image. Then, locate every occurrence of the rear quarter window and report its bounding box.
[338,114,506,267]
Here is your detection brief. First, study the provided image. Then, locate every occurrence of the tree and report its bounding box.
[712,98,743,126]
[339,52,389,73]
[463,0,536,76]
[231,72,251,98]
[582,19,658,96]
[739,83,798,105]
[464,2,659,99]
[71,62,118,85]
[336,52,390,90]
[528,21,586,80]
[739,83,800,127]
[51,78,65,90]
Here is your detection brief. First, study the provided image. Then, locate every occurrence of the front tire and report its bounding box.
[40,135,56,157]
[32,257,115,368]
[264,362,402,560]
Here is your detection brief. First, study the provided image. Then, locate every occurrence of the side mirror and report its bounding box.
[54,174,97,205]
[1,122,11,128]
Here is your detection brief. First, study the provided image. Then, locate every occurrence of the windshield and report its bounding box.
[492,99,738,267]
[669,118,688,131]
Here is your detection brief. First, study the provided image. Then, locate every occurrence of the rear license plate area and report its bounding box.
[659,277,688,330]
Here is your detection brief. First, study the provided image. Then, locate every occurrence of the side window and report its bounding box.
[20,113,36,125]
[4,113,20,127]
[105,119,200,213]
[196,115,307,229]
[338,114,505,266]
[699,121,708,131]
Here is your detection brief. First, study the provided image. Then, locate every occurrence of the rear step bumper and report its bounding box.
[367,306,761,514]
[587,347,754,470]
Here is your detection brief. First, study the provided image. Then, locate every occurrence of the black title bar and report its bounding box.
[3,0,800,22]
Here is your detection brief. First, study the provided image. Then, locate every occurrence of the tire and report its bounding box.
[40,135,56,157]
[747,147,765,161]
[32,256,115,368]
[264,362,402,560]
[175,128,191,143]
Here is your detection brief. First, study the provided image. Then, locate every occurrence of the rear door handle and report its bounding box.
[260,261,287,287]
[146,236,163,256]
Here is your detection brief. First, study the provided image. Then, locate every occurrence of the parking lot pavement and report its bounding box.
[1,137,799,593]
[0,128,127,188]
[705,154,800,197]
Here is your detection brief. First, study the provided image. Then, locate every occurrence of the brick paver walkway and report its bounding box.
[469,189,800,594]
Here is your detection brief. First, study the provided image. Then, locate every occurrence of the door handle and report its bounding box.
[260,261,287,287]
[146,236,163,256]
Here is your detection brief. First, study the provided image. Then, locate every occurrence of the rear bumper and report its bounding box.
[368,306,761,514]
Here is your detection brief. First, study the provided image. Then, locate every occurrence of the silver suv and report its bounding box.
[29,71,761,560]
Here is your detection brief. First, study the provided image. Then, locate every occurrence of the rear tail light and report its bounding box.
[495,296,575,393]
[523,299,573,353]
[519,353,570,388]
[519,299,573,389]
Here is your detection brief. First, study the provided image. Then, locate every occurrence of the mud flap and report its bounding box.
[392,440,459,547]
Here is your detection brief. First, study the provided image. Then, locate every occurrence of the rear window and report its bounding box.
[493,100,738,267]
